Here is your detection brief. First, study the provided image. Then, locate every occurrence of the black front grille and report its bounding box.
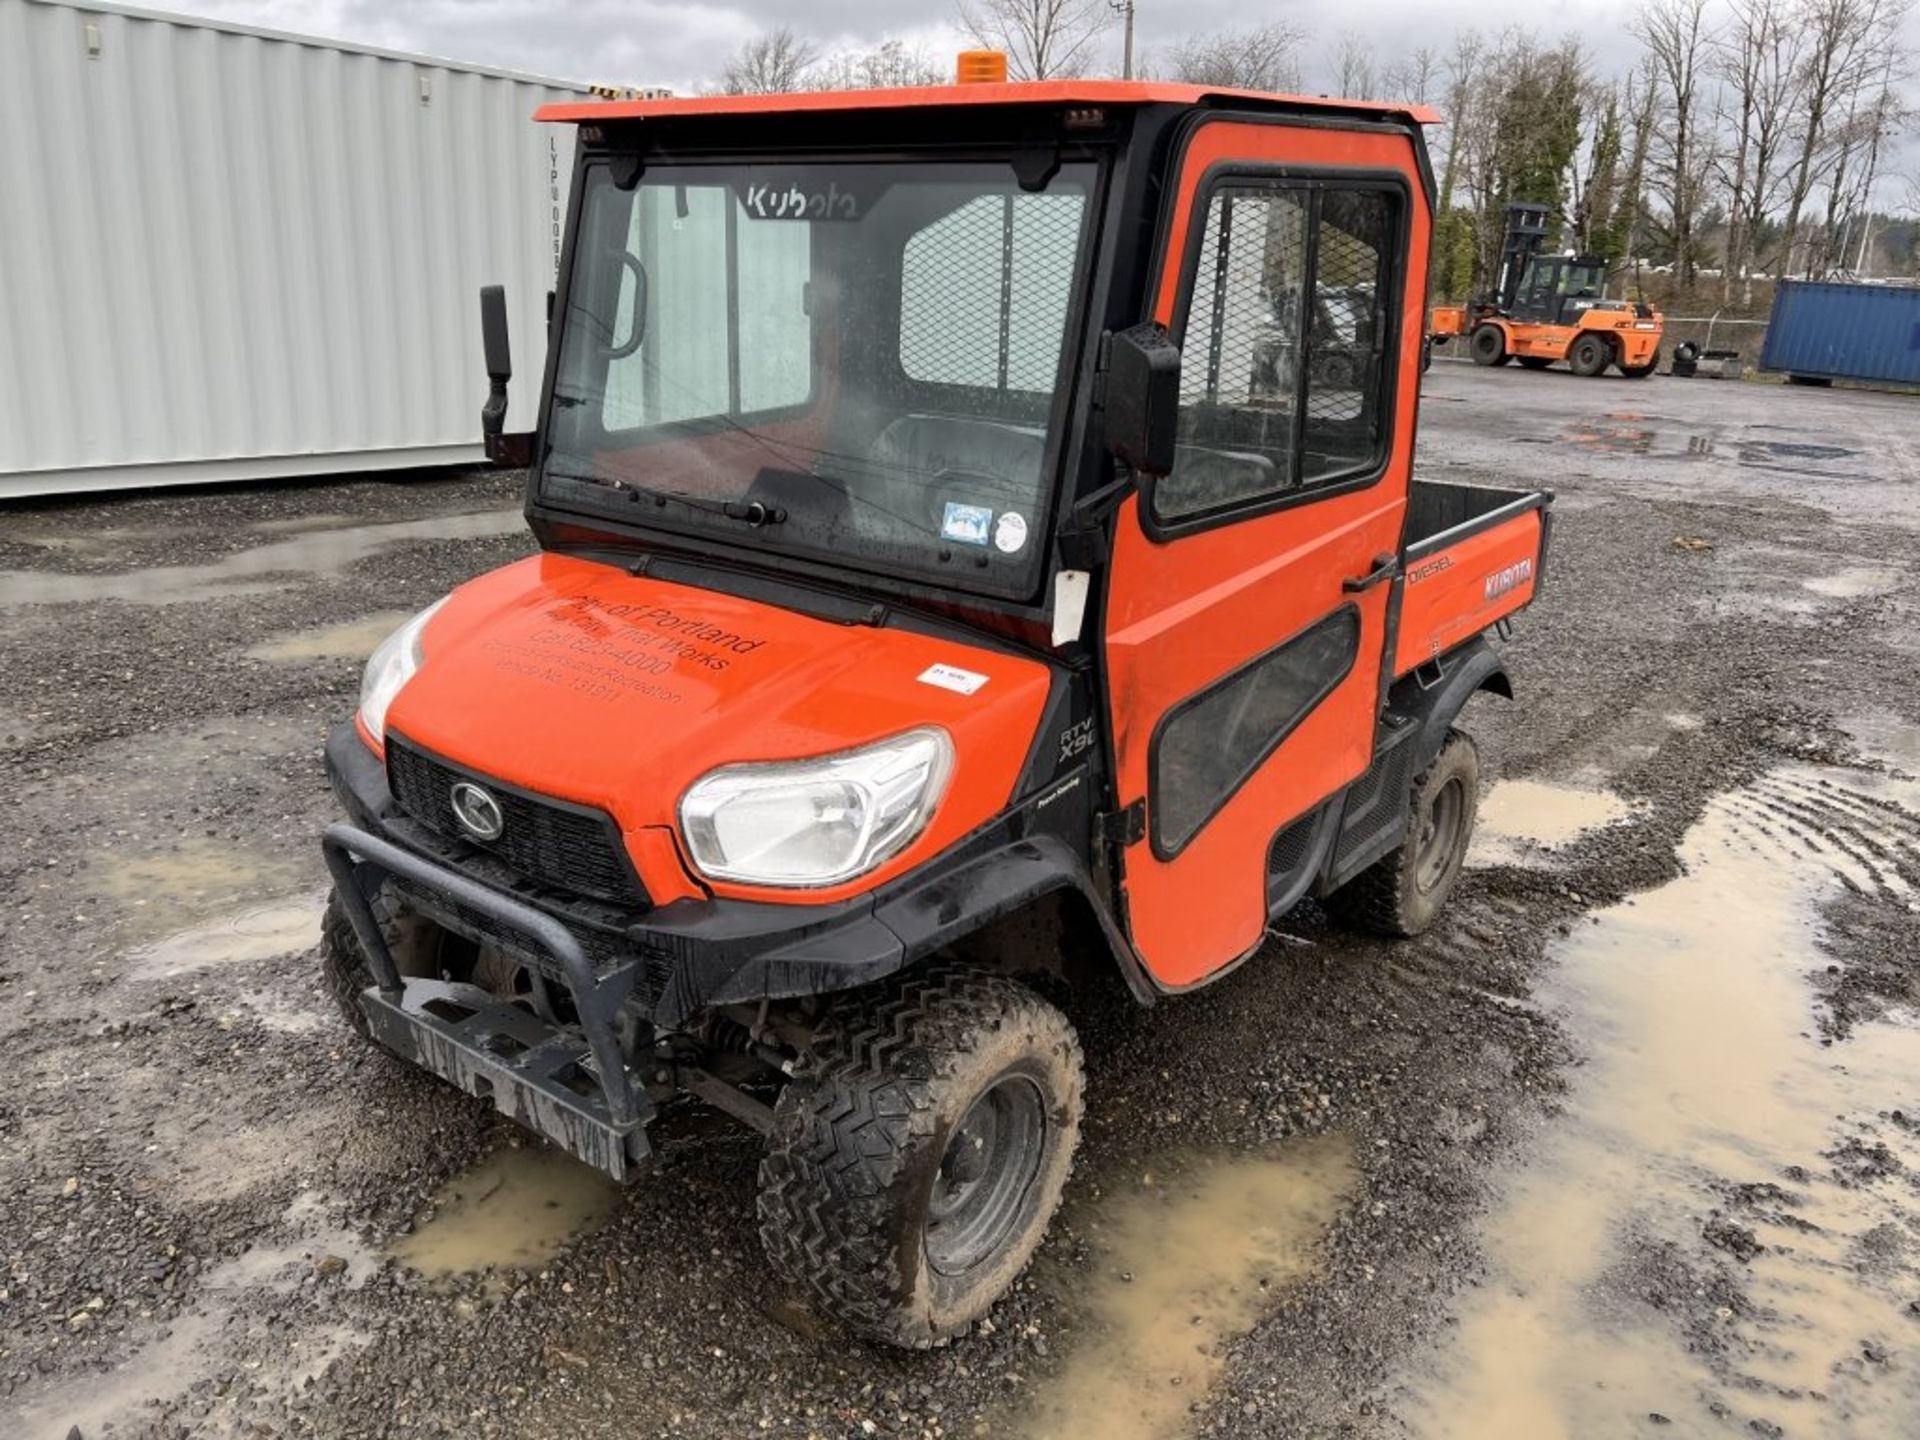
[386,739,646,906]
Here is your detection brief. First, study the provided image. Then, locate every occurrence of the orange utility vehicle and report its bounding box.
[1429,202,1662,377]
[319,64,1552,1346]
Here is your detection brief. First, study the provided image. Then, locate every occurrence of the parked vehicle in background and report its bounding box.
[1429,202,1663,378]
[317,57,1554,1348]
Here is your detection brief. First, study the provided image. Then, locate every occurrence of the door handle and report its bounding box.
[1342,552,1399,593]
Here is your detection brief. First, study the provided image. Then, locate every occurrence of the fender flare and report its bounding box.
[1388,637,1513,768]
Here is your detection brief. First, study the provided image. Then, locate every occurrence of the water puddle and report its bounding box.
[247,610,412,662]
[0,508,523,608]
[1470,779,1641,867]
[127,894,324,979]
[1844,710,1920,772]
[1018,1136,1356,1440]
[390,1145,621,1276]
[84,838,311,940]
[1399,765,1920,1437]
[0,1191,374,1439]
[1562,417,1656,454]
[1803,567,1901,600]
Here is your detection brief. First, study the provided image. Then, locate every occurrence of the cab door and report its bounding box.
[1102,120,1428,987]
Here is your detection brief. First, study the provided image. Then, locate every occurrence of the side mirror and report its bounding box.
[479,285,526,466]
[1105,322,1182,477]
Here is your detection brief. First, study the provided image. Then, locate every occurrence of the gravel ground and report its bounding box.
[2,365,1917,1439]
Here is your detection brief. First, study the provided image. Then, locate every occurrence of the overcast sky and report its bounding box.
[153,0,1918,204]
[154,0,1721,94]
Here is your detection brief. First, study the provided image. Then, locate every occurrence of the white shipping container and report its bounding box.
[0,0,588,496]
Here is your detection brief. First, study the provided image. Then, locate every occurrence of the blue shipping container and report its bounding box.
[1760,280,1920,387]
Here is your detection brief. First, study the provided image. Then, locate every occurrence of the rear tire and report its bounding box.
[1328,729,1480,938]
[1568,333,1612,377]
[1469,324,1509,367]
[757,967,1084,1348]
[1515,355,1553,371]
[319,885,443,1039]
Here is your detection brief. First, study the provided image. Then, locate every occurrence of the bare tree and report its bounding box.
[1329,30,1378,99]
[1381,46,1443,105]
[1158,22,1310,92]
[956,0,1112,80]
[1779,0,1908,276]
[1714,0,1805,300]
[1634,0,1717,287]
[811,39,946,91]
[720,27,819,94]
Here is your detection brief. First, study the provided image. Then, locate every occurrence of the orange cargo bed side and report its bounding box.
[1394,482,1551,677]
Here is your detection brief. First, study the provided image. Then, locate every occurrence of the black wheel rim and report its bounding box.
[924,1074,1049,1277]
[1414,777,1467,894]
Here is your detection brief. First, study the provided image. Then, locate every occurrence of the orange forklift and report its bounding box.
[317,56,1552,1346]
[1430,202,1662,377]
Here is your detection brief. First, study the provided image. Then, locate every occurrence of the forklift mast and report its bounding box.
[1494,202,1550,312]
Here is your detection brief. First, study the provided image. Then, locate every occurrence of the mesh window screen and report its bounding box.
[1302,190,1392,480]
[899,193,1086,391]
[1151,607,1361,855]
[1154,183,1399,525]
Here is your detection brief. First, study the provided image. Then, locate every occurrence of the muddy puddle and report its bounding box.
[0,508,523,608]
[127,895,325,979]
[1399,765,1920,1437]
[246,610,413,662]
[390,1144,621,1277]
[1017,1137,1355,1440]
[1470,778,1642,867]
[83,837,313,940]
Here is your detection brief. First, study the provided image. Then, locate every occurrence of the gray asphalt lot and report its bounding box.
[2,362,1917,1438]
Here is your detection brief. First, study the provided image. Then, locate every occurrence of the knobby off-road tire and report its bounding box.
[757,967,1085,1348]
[1469,323,1509,367]
[1568,333,1613,377]
[319,885,440,1039]
[1328,729,1480,938]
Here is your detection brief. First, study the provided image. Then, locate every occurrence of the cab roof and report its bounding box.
[535,80,1440,128]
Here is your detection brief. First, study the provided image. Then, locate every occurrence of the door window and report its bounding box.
[1151,181,1399,527]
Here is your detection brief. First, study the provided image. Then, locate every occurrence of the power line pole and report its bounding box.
[1109,0,1135,79]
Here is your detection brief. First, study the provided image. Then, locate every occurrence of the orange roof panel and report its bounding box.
[535,80,1441,127]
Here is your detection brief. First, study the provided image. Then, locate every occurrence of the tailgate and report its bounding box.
[1393,481,1551,677]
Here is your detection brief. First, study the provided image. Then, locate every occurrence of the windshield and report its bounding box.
[541,159,1098,599]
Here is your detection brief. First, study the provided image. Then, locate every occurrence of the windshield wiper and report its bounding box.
[545,470,787,527]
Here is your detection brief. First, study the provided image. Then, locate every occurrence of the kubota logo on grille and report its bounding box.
[449,781,505,841]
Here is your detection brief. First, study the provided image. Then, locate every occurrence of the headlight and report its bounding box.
[357,598,446,746]
[680,728,954,887]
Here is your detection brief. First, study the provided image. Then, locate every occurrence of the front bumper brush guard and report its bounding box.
[321,822,653,1179]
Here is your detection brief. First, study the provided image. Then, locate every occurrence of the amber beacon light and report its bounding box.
[954,49,1008,84]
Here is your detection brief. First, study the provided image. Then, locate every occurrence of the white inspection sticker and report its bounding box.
[917,663,990,696]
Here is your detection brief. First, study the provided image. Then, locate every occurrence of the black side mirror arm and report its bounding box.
[478,285,529,468]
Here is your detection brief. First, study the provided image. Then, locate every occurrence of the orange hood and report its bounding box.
[383,554,1052,904]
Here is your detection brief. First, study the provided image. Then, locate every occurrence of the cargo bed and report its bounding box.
[1394,480,1551,676]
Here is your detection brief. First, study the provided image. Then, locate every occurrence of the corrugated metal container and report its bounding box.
[1759,279,1920,388]
[0,0,587,496]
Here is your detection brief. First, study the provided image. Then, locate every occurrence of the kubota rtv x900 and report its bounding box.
[320,63,1551,1346]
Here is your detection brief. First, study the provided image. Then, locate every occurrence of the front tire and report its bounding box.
[319,885,443,1039]
[757,968,1084,1348]
[1328,729,1480,938]
[1469,323,1509,367]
